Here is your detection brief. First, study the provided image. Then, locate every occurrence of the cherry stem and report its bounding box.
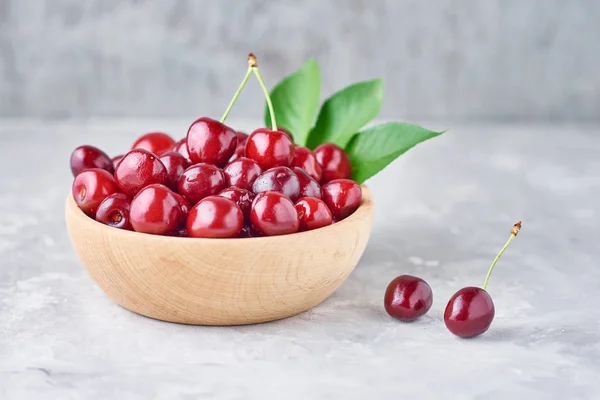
[482,221,522,291]
[248,53,277,130]
[220,66,253,123]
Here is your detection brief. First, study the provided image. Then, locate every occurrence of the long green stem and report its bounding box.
[252,67,277,130]
[220,67,253,123]
[482,221,522,290]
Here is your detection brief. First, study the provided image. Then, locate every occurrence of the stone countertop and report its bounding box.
[1,119,599,399]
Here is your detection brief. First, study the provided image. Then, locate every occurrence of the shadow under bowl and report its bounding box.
[65,186,374,326]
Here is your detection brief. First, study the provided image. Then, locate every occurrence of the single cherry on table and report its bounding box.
[70,145,114,176]
[72,168,119,217]
[444,221,522,338]
[114,149,168,198]
[131,132,176,156]
[384,275,433,322]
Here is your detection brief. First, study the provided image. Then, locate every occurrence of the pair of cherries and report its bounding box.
[71,120,362,239]
[383,222,522,338]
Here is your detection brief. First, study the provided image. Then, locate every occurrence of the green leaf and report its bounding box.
[346,123,446,184]
[264,59,321,146]
[306,78,383,149]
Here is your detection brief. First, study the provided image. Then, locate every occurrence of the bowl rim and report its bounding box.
[65,184,374,243]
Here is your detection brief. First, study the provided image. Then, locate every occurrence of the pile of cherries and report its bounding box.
[70,121,362,239]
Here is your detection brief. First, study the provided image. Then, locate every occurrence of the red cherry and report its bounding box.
[250,191,299,236]
[70,145,114,177]
[252,166,300,202]
[172,138,192,163]
[236,131,249,144]
[321,179,362,220]
[293,167,321,198]
[384,275,433,322]
[95,193,133,230]
[159,151,190,190]
[130,184,183,235]
[186,117,237,166]
[295,197,332,231]
[239,224,262,238]
[245,128,294,170]
[444,287,494,338]
[186,196,243,238]
[131,132,175,156]
[292,146,322,182]
[223,157,262,190]
[218,187,253,219]
[444,221,522,338]
[177,163,226,204]
[114,149,168,197]
[228,131,249,162]
[314,143,352,183]
[111,155,124,169]
[72,168,119,217]
[276,126,294,142]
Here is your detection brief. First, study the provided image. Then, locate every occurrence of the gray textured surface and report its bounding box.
[1,119,600,399]
[1,0,599,121]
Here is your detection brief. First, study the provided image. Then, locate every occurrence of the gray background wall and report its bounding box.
[1,0,598,122]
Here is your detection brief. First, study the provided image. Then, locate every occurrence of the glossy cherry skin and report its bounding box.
[95,193,132,230]
[131,132,175,156]
[187,196,243,238]
[159,151,190,190]
[314,143,352,183]
[444,287,495,338]
[218,187,253,220]
[177,163,226,204]
[223,157,262,190]
[252,166,300,201]
[172,138,192,162]
[111,155,124,169]
[129,184,183,235]
[250,191,299,236]
[245,128,295,170]
[292,146,322,182]
[293,167,321,198]
[72,168,120,217]
[295,197,333,231]
[114,149,168,197]
[321,179,362,220]
[186,117,237,166]
[173,192,191,216]
[276,126,294,141]
[384,275,433,322]
[70,145,114,176]
[228,131,249,162]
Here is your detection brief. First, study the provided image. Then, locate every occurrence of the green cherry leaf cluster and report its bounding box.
[264,59,446,184]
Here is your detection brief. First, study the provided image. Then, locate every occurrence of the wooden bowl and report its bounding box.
[65,186,375,325]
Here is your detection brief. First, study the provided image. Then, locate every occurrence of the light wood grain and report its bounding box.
[65,186,374,326]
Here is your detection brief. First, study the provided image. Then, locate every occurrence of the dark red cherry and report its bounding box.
[295,197,332,231]
[218,187,253,219]
[130,184,183,235]
[228,131,250,162]
[276,126,294,142]
[239,224,262,238]
[159,151,190,190]
[292,146,322,182]
[172,138,192,163]
[114,149,168,197]
[173,227,188,237]
[70,145,114,176]
[223,157,262,190]
[72,168,119,217]
[236,131,249,145]
[250,191,299,236]
[177,163,226,204]
[95,193,132,230]
[131,132,175,156]
[321,179,362,220]
[186,117,237,166]
[173,192,191,216]
[245,128,294,170]
[186,196,243,238]
[444,287,495,338]
[314,143,352,183]
[384,275,433,322]
[293,167,321,198]
[252,166,300,201]
[111,155,124,169]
